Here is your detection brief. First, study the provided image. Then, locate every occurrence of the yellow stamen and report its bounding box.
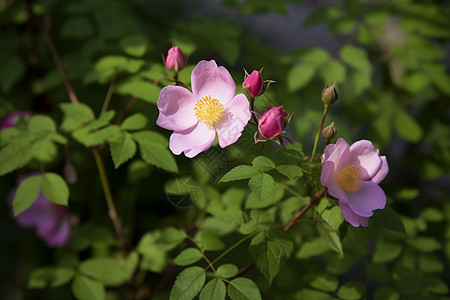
[194,95,224,126]
[337,164,362,192]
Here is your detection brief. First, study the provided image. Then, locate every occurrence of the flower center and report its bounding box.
[194,95,224,126]
[337,164,362,192]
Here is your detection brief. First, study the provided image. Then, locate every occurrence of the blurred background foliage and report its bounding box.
[0,0,449,299]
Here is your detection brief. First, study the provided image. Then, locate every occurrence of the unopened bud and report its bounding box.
[258,106,290,139]
[321,82,338,105]
[322,122,337,140]
[165,46,186,72]
[243,70,264,97]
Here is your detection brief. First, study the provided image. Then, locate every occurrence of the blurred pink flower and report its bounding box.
[0,111,32,130]
[243,70,263,97]
[165,46,186,72]
[156,60,251,158]
[321,138,389,227]
[8,174,71,247]
[258,106,289,139]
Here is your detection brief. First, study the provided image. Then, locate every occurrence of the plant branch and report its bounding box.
[227,262,256,281]
[211,232,258,266]
[101,75,116,114]
[284,190,325,231]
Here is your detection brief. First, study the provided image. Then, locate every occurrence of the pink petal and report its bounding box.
[340,201,369,227]
[156,86,198,131]
[372,156,388,184]
[215,94,251,148]
[321,161,347,201]
[346,181,386,217]
[348,140,382,180]
[37,212,71,247]
[322,138,350,170]
[169,123,216,158]
[191,60,236,106]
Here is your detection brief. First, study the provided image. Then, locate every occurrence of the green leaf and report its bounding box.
[248,173,275,203]
[173,248,203,266]
[71,275,105,300]
[374,286,399,300]
[337,281,365,300]
[373,240,402,263]
[170,267,206,300]
[319,59,347,83]
[60,103,95,131]
[216,264,238,278]
[295,288,333,300]
[28,267,75,288]
[140,246,168,273]
[199,279,226,300]
[119,34,148,57]
[121,113,148,130]
[194,231,225,251]
[287,63,316,92]
[42,173,69,206]
[296,238,330,259]
[251,156,275,171]
[13,175,42,216]
[79,257,128,286]
[220,165,259,182]
[276,165,302,184]
[317,220,343,255]
[116,78,161,104]
[394,109,423,143]
[371,208,405,233]
[308,273,338,292]
[227,278,262,300]
[366,263,390,283]
[138,139,178,173]
[340,44,372,73]
[406,236,441,252]
[109,134,137,168]
[0,143,33,176]
[132,130,168,147]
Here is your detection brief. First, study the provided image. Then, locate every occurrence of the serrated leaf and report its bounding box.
[173,248,203,266]
[194,231,225,251]
[216,264,238,278]
[252,156,275,171]
[13,175,42,216]
[317,220,343,255]
[337,280,365,300]
[0,143,33,176]
[121,113,147,130]
[170,267,205,300]
[132,130,167,146]
[248,173,275,203]
[199,278,226,300]
[42,173,69,206]
[79,257,128,286]
[109,134,137,168]
[138,139,178,173]
[60,103,95,131]
[276,165,303,184]
[287,63,316,92]
[220,165,259,182]
[371,208,405,233]
[227,278,262,300]
[71,275,105,300]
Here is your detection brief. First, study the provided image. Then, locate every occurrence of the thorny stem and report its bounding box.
[311,104,329,160]
[284,190,325,231]
[93,148,128,251]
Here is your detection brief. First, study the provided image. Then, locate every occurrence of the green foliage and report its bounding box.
[71,275,105,300]
[170,267,206,300]
[227,278,262,300]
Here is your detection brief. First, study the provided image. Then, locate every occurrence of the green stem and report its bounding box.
[186,236,217,273]
[101,75,116,114]
[311,104,329,160]
[211,232,258,266]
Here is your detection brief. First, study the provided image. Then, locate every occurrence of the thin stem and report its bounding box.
[101,76,116,114]
[186,236,217,273]
[311,104,329,160]
[211,232,258,266]
[284,190,325,231]
[117,97,138,124]
[93,148,127,251]
[250,96,259,124]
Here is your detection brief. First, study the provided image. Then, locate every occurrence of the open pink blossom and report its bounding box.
[321,138,389,227]
[8,174,71,247]
[156,60,251,158]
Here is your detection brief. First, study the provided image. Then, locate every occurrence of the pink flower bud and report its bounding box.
[165,46,186,72]
[258,106,289,139]
[243,70,264,97]
[0,111,32,130]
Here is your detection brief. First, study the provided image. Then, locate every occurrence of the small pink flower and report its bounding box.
[243,70,263,97]
[165,46,186,72]
[0,111,32,130]
[156,60,251,158]
[321,138,389,227]
[258,106,289,139]
[8,174,71,247]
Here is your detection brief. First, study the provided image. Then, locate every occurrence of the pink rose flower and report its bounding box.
[156,60,251,158]
[0,111,32,130]
[321,138,389,227]
[258,106,289,139]
[165,46,186,72]
[8,174,71,247]
[243,70,263,97]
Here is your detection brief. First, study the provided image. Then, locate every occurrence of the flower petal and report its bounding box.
[348,140,382,180]
[14,192,51,227]
[346,181,386,217]
[339,201,369,227]
[215,94,251,148]
[37,211,71,247]
[322,138,350,169]
[321,161,347,201]
[191,60,236,106]
[156,85,197,131]
[372,156,388,184]
[169,123,216,158]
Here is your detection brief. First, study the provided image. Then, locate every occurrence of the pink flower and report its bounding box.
[258,106,289,139]
[165,46,186,72]
[243,70,263,97]
[321,138,389,227]
[8,174,71,247]
[0,111,32,130]
[156,60,251,158]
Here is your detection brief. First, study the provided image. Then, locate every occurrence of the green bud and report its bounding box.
[321,82,338,105]
[322,122,337,140]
